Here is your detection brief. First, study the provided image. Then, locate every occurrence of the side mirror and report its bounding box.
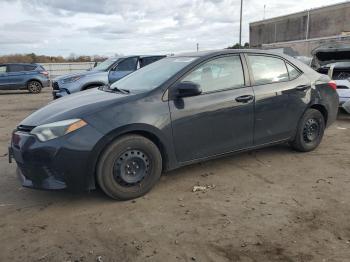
[170,81,202,99]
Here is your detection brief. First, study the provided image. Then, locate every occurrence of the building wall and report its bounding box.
[250,2,350,48]
[261,36,350,57]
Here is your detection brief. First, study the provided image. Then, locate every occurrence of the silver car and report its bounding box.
[52,55,165,99]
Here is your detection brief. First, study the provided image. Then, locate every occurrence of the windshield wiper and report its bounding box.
[99,85,130,94]
[111,86,130,94]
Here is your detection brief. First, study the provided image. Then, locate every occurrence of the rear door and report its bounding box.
[245,54,310,145]
[6,64,27,88]
[169,54,255,162]
[108,57,139,83]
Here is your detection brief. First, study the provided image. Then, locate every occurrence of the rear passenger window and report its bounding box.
[140,57,162,67]
[8,64,25,72]
[248,55,289,85]
[0,65,6,73]
[286,63,300,80]
[24,65,36,71]
[181,55,245,93]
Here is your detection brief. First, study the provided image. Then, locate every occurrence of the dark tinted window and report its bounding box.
[0,65,6,73]
[24,65,36,71]
[181,55,245,93]
[117,57,138,71]
[248,55,289,85]
[286,63,300,80]
[8,64,25,72]
[140,56,164,67]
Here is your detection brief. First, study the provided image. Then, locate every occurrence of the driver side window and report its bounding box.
[181,55,245,93]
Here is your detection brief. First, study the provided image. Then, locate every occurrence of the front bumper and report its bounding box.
[52,89,69,99]
[9,124,104,192]
[42,79,50,88]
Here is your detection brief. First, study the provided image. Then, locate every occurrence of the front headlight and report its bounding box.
[61,75,84,84]
[30,119,87,142]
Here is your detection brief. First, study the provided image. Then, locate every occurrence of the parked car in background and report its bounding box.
[9,49,338,200]
[295,56,312,66]
[311,44,350,113]
[0,63,49,93]
[52,55,166,99]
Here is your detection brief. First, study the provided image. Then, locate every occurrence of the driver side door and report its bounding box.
[169,54,255,163]
[108,57,138,84]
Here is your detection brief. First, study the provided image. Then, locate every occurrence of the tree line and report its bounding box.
[0,43,250,64]
[0,53,108,64]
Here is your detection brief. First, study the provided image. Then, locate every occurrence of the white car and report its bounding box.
[311,45,350,113]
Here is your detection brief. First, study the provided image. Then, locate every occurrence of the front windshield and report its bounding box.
[92,58,119,71]
[110,57,198,92]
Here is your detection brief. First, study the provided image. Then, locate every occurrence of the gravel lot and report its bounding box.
[0,89,350,262]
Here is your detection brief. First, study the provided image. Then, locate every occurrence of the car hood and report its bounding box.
[20,88,130,126]
[54,69,104,81]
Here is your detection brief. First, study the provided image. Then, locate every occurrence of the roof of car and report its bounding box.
[173,49,290,58]
[110,55,166,59]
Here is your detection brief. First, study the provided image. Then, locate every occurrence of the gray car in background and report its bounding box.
[52,55,165,99]
[0,63,50,93]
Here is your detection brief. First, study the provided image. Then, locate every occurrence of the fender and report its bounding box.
[85,123,177,190]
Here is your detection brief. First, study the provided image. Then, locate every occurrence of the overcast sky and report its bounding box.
[0,0,346,56]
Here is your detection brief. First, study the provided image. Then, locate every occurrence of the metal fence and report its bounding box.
[40,62,96,79]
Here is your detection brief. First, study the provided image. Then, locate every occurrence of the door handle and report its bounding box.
[296,85,310,91]
[235,95,254,103]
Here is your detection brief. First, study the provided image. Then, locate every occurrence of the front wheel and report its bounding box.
[290,109,325,152]
[97,135,162,200]
[27,80,42,94]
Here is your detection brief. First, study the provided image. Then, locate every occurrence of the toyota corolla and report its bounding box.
[9,50,339,200]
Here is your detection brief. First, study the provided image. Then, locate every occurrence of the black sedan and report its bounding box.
[9,49,339,200]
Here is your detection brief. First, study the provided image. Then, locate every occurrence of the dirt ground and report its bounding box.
[0,89,350,262]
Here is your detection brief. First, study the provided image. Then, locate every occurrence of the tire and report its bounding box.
[27,80,42,94]
[97,135,162,200]
[290,109,325,152]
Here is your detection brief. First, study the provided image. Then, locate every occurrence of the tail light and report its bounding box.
[328,81,337,91]
[41,71,49,77]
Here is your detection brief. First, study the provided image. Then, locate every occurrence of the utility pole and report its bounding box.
[263,5,266,20]
[196,43,199,52]
[239,0,243,47]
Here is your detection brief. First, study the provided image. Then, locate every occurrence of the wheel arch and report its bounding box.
[86,124,172,190]
[309,103,328,125]
[26,78,43,87]
[81,82,105,91]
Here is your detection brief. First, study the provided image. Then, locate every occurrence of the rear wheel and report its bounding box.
[27,80,42,94]
[97,135,162,200]
[290,109,325,152]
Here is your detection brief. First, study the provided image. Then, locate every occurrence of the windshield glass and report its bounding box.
[110,57,197,92]
[92,58,119,71]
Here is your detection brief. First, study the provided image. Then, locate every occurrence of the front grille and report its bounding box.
[17,125,35,133]
[52,81,60,90]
